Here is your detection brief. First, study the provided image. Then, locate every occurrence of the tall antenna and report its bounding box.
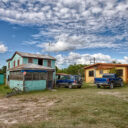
[48,42,51,56]
[90,57,96,64]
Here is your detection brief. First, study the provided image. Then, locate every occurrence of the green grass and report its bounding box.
[0,84,128,128]
[0,85,11,97]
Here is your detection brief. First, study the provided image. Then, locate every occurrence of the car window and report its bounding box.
[103,75,114,78]
[60,75,70,80]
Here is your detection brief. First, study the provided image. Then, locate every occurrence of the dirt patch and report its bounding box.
[98,91,128,101]
[0,96,56,128]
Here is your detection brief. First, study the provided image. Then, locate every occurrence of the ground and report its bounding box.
[0,84,128,128]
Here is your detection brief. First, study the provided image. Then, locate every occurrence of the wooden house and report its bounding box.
[6,51,56,91]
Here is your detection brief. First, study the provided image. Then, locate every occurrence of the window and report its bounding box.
[116,69,123,77]
[48,60,51,67]
[25,72,47,80]
[10,71,23,80]
[89,70,94,77]
[99,70,103,74]
[8,62,10,69]
[17,60,20,66]
[28,58,33,63]
[13,61,15,67]
[38,59,43,65]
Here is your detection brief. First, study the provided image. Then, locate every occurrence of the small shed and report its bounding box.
[8,64,55,91]
[0,74,4,85]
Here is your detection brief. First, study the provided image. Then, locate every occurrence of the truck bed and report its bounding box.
[95,78,109,84]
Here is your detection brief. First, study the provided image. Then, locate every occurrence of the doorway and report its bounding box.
[47,72,53,89]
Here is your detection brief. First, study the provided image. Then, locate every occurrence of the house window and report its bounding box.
[116,69,123,77]
[48,60,51,67]
[8,62,10,69]
[89,70,94,77]
[13,61,15,67]
[17,60,20,66]
[38,59,43,65]
[99,70,103,74]
[28,58,33,63]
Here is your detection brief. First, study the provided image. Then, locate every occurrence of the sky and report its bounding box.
[0,0,128,68]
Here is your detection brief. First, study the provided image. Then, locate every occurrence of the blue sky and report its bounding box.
[0,0,128,68]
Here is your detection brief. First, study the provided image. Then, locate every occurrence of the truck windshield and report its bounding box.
[103,75,115,78]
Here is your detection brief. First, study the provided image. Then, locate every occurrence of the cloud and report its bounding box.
[0,43,8,53]
[56,52,128,68]
[0,0,128,53]
[37,34,120,52]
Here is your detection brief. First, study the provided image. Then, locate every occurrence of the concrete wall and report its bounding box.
[9,80,23,91]
[25,80,46,91]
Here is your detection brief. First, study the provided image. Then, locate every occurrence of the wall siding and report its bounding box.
[23,57,28,64]
[33,58,38,64]
[43,60,47,67]
[25,80,46,91]
[9,80,23,91]
[8,54,23,69]
[51,60,55,68]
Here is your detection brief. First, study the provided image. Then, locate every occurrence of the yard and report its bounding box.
[0,84,128,128]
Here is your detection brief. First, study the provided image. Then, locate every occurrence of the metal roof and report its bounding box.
[7,51,56,61]
[8,63,55,71]
[84,63,128,69]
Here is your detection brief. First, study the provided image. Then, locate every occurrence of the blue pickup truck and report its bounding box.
[94,73,123,89]
[56,74,83,89]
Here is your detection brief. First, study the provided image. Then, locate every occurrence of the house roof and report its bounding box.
[84,63,128,70]
[7,51,56,61]
[56,73,69,75]
[8,63,55,71]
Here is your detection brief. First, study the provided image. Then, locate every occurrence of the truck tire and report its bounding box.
[120,81,123,87]
[97,84,100,88]
[110,83,114,89]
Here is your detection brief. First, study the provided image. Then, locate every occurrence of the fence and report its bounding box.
[0,74,4,85]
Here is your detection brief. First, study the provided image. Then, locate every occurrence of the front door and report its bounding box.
[47,72,53,89]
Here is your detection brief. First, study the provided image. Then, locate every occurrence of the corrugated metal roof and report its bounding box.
[8,63,55,71]
[7,51,56,61]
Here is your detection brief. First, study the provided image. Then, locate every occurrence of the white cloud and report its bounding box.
[0,0,128,53]
[0,43,8,53]
[37,34,120,52]
[56,52,128,68]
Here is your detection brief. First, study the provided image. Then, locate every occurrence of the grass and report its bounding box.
[0,84,11,97]
[0,83,128,128]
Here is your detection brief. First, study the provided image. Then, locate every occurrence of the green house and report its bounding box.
[6,51,56,91]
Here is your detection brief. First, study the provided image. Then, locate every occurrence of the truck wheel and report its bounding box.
[120,81,123,87]
[110,83,114,89]
[69,84,72,89]
[97,84,100,88]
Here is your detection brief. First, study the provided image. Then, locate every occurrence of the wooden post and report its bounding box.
[23,74,25,92]
[23,72,26,92]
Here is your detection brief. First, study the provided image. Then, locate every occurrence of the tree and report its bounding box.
[0,66,6,74]
[56,64,87,77]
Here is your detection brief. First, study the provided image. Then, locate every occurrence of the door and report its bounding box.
[47,72,53,89]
